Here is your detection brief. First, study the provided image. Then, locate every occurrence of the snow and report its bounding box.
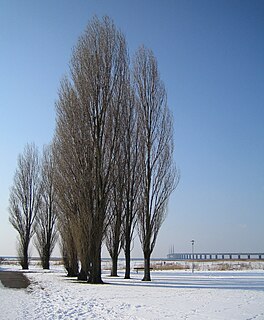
[1,264,264,319]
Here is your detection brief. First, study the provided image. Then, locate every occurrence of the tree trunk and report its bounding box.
[124,239,131,279]
[78,255,90,281]
[67,266,78,277]
[142,251,151,281]
[78,268,88,281]
[42,259,50,270]
[67,256,79,277]
[21,257,29,270]
[21,243,29,270]
[88,245,103,284]
[110,254,118,277]
[70,253,79,277]
[42,245,50,269]
[64,251,79,277]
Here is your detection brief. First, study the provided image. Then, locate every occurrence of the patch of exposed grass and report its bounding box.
[153,263,190,271]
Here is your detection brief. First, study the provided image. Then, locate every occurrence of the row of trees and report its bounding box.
[9,16,179,282]
[9,144,57,270]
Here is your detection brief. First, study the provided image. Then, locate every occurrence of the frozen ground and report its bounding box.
[0,264,264,319]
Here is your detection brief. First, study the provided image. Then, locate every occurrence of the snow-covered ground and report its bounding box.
[1,264,264,319]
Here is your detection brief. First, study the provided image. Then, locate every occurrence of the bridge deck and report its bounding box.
[167,253,264,261]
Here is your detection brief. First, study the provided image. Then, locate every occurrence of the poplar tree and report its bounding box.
[134,47,179,281]
[9,143,41,269]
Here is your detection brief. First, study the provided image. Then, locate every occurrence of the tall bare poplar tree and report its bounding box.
[134,47,179,281]
[53,88,91,280]
[105,156,125,277]
[9,143,41,269]
[34,145,58,269]
[54,16,129,283]
[58,213,79,277]
[122,88,142,279]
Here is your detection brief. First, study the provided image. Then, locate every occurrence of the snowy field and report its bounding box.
[1,264,264,319]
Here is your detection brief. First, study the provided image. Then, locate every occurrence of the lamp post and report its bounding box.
[191,240,195,273]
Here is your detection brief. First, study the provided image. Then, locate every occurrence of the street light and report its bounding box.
[191,240,195,273]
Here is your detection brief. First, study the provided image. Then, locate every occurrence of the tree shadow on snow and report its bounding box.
[107,277,264,291]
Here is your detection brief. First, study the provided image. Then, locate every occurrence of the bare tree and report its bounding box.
[9,143,41,269]
[54,78,94,281]
[58,215,79,277]
[122,87,142,279]
[105,157,125,277]
[53,132,81,277]
[54,16,129,284]
[133,47,179,281]
[34,145,58,269]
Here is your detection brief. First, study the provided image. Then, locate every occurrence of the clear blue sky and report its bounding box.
[0,0,263,257]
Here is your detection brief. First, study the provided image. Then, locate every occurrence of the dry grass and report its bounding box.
[152,263,190,271]
[0,258,20,266]
[150,260,264,271]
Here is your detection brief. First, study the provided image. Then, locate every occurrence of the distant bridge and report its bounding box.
[167,253,264,261]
